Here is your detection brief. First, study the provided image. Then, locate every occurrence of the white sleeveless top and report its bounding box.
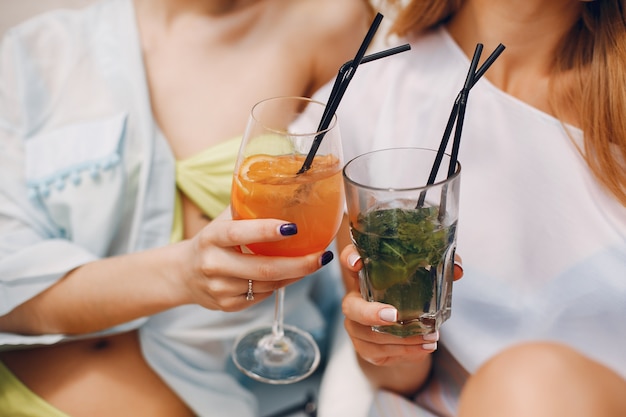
[316,26,626,416]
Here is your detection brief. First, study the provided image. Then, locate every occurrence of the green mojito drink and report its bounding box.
[351,206,456,336]
[343,148,461,338]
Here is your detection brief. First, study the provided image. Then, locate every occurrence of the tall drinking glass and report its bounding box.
[343,147,461,337]
[230,96,344,383]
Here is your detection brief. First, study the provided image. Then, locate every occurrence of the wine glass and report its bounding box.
[230,96,344,384]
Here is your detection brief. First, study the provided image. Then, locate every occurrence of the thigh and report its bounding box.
[0,331,194,417]
[457,342,626,417]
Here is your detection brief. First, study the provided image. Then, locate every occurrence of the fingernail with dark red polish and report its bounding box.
[279,223,298,236]
[321,251,334,266]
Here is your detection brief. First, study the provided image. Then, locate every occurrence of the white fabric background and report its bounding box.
[0,0,98,36]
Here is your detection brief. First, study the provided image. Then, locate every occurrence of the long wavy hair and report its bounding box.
[385,0,626,207]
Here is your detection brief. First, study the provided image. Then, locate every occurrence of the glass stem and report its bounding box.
[272,287,286,340]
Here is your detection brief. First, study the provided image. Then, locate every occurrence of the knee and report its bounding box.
[474,341,580,382]
[458,342,626,417]
[463,342,578,402]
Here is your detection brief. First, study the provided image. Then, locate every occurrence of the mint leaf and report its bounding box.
[351,207,452,310]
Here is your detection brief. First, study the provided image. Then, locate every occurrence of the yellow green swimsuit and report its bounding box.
[0,137,241,416]
[170,135,242,242]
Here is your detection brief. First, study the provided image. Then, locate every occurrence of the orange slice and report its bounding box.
[239,154,305,182]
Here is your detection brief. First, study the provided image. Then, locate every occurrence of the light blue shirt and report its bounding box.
[0,1,338,415]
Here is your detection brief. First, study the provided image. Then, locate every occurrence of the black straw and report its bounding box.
[434,44,483,220]
[313,43,411,147]
[416,43,505,208]
[298,13,385,174]
[471,43,505,88]
[318,44,410,137]
[359,44,411,65]
[448,43,482,178]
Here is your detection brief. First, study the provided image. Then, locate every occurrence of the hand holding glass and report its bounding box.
[343,147,461,337]
[230,96,344,383]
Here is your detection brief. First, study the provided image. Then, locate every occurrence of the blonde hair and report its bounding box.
[386,0,626,207]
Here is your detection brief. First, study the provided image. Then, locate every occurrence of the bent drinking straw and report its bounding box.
[292,43,409,176]
[448,44,483,179]
[436,43,482,220]
[416,43,506,208]
[322,43,411,128]
[298,12,385,174]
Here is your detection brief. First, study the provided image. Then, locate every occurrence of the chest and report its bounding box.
[142,41,312,160]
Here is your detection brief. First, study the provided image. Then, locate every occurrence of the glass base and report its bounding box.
[232,324,320,384]
[372,307,451,337]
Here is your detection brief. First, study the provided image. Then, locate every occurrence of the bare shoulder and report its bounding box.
[268,0,374,91]
[263,0,373,43]
[289,0,373,36]
[300,0,374,33]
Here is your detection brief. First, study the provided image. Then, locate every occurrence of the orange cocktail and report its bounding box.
[231,153,344,257]
[230,96,342,384]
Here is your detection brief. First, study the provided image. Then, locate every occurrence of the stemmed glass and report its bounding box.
[230,96,344,384]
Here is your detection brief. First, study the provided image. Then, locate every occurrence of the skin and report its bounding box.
[139,0,373,236]
[337,0,626,413]
[0,0,373,415]
[458,342,626,417]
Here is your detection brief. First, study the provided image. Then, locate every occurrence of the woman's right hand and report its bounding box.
[335,243,464,395]
[178,211,333,312]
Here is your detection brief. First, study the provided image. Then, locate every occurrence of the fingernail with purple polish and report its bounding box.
[279,223,298,236]
[321,251,334,266]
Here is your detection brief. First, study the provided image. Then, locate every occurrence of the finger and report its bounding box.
[345,318,436,347]
[233,276,301,308]
[235,277,302,296]
[340,244,362,272]
[454,254,463,281]
[342,290,398,327]
[208,248,334,282]
[345,319,438,366]
[351,337,434,367]
[202,218,299,248]
[342,291,440,343]
[227,276,305,311]
[193,276,300,312]
[219,290,275,312]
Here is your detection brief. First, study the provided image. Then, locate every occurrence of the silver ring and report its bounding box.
[246,279,254,301]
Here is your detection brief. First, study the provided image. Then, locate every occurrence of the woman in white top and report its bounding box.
[318,0,626,416]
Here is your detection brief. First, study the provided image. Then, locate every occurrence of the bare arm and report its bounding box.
[0,216,330,335]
